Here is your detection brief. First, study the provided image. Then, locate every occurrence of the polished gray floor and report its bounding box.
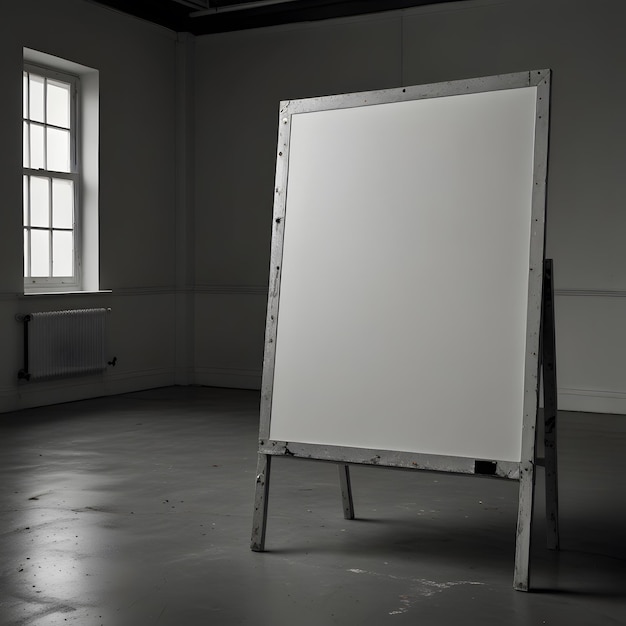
[0,386,624,625]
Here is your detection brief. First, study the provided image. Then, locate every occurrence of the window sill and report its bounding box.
[20,290,112,298]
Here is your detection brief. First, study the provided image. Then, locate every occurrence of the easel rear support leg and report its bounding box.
[338,464,355,520]
[542,259,560,550]
[544,409,559,550]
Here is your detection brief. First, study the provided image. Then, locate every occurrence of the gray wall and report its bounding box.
[2,0,626,414]
[194,0,626,413]
[0,0,181,411]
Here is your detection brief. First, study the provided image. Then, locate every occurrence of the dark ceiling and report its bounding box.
[87,0,463,35]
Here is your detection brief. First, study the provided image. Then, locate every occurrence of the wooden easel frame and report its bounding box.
[251,71,554,591]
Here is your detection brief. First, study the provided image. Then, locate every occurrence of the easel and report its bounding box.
[252,259,559,592]
[250,71,554,592]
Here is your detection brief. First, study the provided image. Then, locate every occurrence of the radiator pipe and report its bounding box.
[17,314,32,381]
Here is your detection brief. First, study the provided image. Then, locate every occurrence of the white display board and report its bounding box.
[268,87,537,463]
[253,72,552,592]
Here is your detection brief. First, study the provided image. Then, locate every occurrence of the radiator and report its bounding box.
[18,308,109,381]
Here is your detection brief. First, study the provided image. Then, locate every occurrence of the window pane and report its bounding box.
[23,72,28,119]
[52,230,73,276]
[46,127,70,172]
[23,175,29,226]
[47,80,70,128]
[31,229,50,277]
[30,176,49,227]
[30,123,44,170]
[23,121,29,167]
[29,74,44,123]
[52,179,73,228]
[24,229,29,277]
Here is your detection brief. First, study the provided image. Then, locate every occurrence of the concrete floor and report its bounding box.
[0,386,624,626]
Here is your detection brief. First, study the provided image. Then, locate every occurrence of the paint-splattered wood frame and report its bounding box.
[251,70,554,592]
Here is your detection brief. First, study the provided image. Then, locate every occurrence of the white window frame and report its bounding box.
[23,62,81,292]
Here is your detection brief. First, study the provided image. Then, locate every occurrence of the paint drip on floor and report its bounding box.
[347,568,484,615]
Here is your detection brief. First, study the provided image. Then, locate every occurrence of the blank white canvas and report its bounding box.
[269,86,537,463]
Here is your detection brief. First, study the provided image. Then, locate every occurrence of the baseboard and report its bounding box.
[104,368,176,396]
[194,366,262,390]
[2,374,623,416]
[558,387,626,415]
[0,367,176,414]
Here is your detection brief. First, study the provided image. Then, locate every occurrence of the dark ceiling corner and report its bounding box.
[87,0,191,32]
[88,0,464,35]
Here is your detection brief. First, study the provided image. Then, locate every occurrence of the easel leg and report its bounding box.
[251,453,272,551]
[514,459,537,591]
[338,464,355,520]
[514,259,560,590]
[542,259,560,550]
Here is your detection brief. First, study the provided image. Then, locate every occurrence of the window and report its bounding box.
[23,63,80,290]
